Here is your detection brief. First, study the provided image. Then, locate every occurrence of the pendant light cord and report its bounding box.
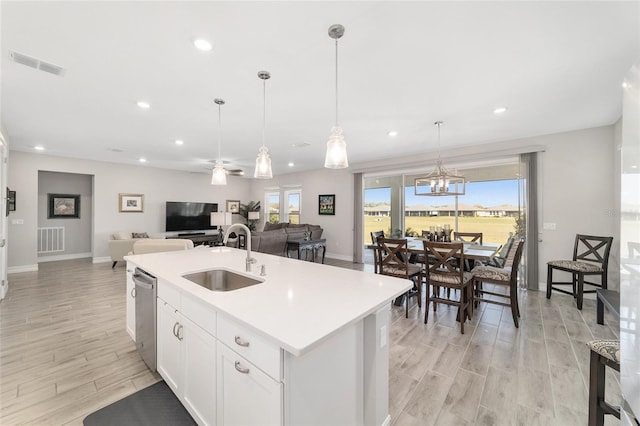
[217,104,222,161]
[335,38,339,127]
[262,78,266,148]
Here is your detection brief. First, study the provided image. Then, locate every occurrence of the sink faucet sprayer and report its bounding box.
[222,223,257,272]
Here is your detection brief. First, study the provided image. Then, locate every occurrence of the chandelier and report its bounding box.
[414,121,466,196]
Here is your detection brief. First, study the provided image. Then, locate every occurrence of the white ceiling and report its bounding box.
[1,1,638,177]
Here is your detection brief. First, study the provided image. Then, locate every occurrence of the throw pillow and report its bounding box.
[113,231,130,240]
[132,232,149,239]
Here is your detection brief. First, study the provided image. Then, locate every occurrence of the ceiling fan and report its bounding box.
[206,161,244,176]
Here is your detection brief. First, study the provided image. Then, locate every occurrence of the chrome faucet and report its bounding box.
[223,223,257,272]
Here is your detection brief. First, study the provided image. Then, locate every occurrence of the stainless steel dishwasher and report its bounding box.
[133,267,157,371]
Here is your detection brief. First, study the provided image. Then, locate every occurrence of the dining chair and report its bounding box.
[486,233,515,268]
[546,234,614,310]
[376,237,423,318]
[471,239,524,327]
[422,241,473,333]
[453,232,484,271]
[453,232,483,245]
[370,230,385,245]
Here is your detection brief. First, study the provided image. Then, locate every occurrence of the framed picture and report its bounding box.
[226,200,240,214]
[48,194,80,218]
[119,193,144,213]
[318,194,335,215]
[8,190,16,212]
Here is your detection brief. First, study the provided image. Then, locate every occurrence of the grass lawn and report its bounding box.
[364,215,517,246]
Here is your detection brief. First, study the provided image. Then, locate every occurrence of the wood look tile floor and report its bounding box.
[1,258,621,425]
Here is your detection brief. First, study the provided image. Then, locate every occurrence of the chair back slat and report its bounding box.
[574,235,614,268]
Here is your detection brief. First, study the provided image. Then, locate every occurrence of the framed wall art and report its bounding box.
[48,194,80,218]
[226,200,240,214]
[8,190,16,212]
[119,193,144,213]
[318,194,335,215]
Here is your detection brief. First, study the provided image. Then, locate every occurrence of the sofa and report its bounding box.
[108,231,193,267]
[250,223,324,257]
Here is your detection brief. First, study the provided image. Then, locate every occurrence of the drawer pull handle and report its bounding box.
[131,288,136,298]
[173,322,180,338]
[234,336,250,347]
[234,361,250,374]
[176,324,184,341]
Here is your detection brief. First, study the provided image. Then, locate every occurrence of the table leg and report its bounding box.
[596,296,604,325]
[321,245,326,264]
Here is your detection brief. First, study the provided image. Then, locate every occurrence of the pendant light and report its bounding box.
[211,98,227,185]
[414,121,466,196]
[254,71,273,179]
[324,24,348,169]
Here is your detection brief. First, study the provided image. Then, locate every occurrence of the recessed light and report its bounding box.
[387,131,398,137]
[288,162,294,167]
[622,81,630,89]
[34,145,45,151]
[175,140,184,145]
[292,142,311,148]
[193,38,212,51]
[139,158,147,163]
[137,101,150,109]
[632,165,638,169]
[493,107,507,114]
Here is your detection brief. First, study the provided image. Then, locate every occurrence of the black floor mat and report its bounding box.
[83,381,197,426]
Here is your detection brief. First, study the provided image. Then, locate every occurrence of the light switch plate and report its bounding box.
[543,222,557,230]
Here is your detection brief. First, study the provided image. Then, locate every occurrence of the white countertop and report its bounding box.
[125,247,412,356]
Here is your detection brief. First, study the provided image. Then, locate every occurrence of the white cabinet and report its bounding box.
[157,299,217,426]
[217,342,282,426]
[157,300,183,394]
[125,267,135,340]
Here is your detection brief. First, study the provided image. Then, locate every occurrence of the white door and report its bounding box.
[0,134,8,300]
[216,342,282,426]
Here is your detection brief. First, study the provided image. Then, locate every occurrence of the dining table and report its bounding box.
[368,237,502,263]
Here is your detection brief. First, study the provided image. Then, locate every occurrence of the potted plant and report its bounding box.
[239,201,261,231]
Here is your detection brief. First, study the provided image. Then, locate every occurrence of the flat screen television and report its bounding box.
[165,201,218,233]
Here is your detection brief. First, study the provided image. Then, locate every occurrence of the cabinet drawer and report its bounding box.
[217,314,282,380]
[182,292,216,337]
[157,279,181,309]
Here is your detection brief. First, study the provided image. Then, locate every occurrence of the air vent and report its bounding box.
[9,50,66,76]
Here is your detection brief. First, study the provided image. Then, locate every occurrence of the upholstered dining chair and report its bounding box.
[370,230,385,245]
[453,232,483,245]
[376,237,423,318]
[546,234,614,310]
[453,232,484,271]
[422,241,473,333]
[471,239,525,327]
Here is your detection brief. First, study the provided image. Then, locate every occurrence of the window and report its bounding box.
[285,190,301,224]
[363,187,392,245]
[265,192,280,224]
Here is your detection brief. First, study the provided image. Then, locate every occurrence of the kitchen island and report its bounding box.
[125,246,412,426]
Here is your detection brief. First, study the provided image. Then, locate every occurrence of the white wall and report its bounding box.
[250,167,354,261]
[7,151,252,272]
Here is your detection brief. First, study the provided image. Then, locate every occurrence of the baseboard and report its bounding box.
[8,264,38,274]
[325,252,353,262]
[92,256,112,264]
[38,252,92,263]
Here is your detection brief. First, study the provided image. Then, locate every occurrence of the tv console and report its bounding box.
[167,233,219,246]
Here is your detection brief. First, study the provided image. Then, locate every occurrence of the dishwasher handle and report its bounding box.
[134,277,154,290]
[133,268,156,290]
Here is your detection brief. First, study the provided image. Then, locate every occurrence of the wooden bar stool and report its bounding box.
[587,339,620,426]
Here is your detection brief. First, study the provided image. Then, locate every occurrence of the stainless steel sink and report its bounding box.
[182,268,263,292]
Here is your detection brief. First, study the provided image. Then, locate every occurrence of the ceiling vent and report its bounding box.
[9,50,65,76]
